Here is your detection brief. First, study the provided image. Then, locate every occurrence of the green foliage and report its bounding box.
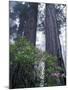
[10,37,36,64]
[43,52,65,86]
[45,53,64,73]
[10,37,65,88]
[10,37,40,88]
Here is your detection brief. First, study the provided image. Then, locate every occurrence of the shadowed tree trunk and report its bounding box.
[18,3,38,46]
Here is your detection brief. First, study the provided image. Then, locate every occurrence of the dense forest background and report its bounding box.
[9,1,66,89]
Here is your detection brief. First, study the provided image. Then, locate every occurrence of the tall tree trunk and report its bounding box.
[18,3,38,46]
[45,4,66,85]
[45,4,64,67]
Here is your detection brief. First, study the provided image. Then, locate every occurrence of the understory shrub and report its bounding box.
[9,37,66,88]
